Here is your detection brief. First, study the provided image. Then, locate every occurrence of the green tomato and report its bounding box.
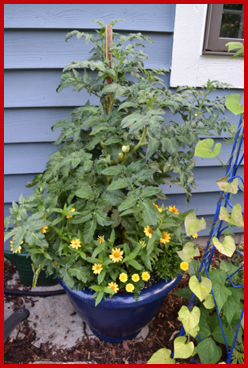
[118,152,124,163]
[100,141,106,149]
[122,145,130,153]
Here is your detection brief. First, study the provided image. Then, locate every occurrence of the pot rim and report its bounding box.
[57,273,182,308]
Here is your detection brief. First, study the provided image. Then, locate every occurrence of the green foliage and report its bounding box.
[4,20,232,308]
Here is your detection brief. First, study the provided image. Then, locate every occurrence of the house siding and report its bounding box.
[4,4,243,239]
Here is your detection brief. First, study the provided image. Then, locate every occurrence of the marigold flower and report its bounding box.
[108,282,119,294]
[138,240,146,249]
[119,273,128,283]
[132,274,140,282]
[9,237,23,254]
[192,233,198,238]
[153,203,162,213]
[144,225,154,238]
[70,238,81,249]
[92,263,103,274]
[97,235,105,243]
[160,232,171,244]
[126,283,135,293]
[41,226,48,233]
[168,205,179,214]
[142,272,150,281]
[66,208,75,219]
[109,248,124,263]
[180,262,189,271]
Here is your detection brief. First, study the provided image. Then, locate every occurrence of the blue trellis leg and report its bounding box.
[172,115,244,364]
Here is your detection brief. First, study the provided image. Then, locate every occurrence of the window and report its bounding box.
[170,4,244,88]
[203,4,244,55]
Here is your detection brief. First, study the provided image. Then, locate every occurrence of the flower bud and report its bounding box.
[122,145,130,153]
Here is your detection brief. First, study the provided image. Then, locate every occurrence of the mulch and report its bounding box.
[4,245,242,364]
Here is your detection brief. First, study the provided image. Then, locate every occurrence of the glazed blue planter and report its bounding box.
[57,273,182,343]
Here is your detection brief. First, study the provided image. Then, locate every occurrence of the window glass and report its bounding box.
[220,4,244,38]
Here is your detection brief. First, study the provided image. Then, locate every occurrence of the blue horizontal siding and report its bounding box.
[4,138,243,175]
[4,70,171,108]
[4,165,244,203]
[4,30,173,70]
[4,107,240,144]
[4,4,175,32]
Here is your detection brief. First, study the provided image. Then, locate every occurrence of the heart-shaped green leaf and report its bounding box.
[174,336,195,359]
[184,213,206,236]
[178,305,200,337]
[177,241,200,262]
[147,348,175,364]
[189,276,212,301]
[216,177,238,194]
[195,138,221,158]
[225,94,244,115]
[213,236,236,257]
[219,204,244,228]
[203,294,215,309]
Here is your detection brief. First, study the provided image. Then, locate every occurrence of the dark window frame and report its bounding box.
[203,4,244,56]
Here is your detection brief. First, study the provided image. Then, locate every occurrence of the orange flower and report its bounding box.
[160,232,171,244]
[168,205,179,214]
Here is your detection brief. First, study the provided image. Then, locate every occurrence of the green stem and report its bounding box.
[131,127,148,154]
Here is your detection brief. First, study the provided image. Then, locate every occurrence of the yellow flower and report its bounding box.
[92,263,103,275]
[70,238,81,249]
[108,282,119,294]
[138,240,146,249]
[10,237,23,254]
[144,225,154,238]
[109,248,124,263]
[97,235,105,243]
[192,233,198,238]
[54,260,59,266]
[66,208,75,219]
[41,226,48,233]
[168,205,179,214]
[180,262,189,271]
[132,274,140,282]
[119,273,128,283]
[142,272,150,281]
[125,283,135,293]
[153,203,162,213]
[160,232,171,244]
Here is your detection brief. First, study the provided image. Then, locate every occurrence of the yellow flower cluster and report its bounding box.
[41,226,48,234]
[192,233,198,238]
[70,238,81,249]
[180,262,189,271]
[66,207,75,219]
[109,248,123,263]
[153,203,162,213]
[168,205,179,214]
[108,282,119,293]
[92,263,103,274]
[97,235,105,243]
[9,237,23,254]
[160,231,171,244]
[144,225,153,238]
[138,240,146,249]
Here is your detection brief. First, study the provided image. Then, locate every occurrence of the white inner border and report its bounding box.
[170,4,244,89]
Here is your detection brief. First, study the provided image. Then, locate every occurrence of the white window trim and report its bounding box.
[170,4,244,89]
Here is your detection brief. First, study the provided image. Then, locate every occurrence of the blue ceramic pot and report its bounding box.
[57,273,182,343]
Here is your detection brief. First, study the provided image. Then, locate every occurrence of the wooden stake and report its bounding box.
[105,25,113,113]
[105,25,113,85]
